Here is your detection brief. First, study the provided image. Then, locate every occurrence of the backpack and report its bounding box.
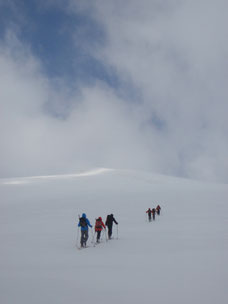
[80,217,87,227]
[95,219,102,229]
[106,215,111,225]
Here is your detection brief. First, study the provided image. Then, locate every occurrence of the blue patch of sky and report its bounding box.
[0,1,144,111]
[143,112,166,132]
[0,0,121,89]
[0,3,15,37]
[150,113,166,131]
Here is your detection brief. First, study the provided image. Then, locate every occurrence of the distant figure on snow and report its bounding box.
[78,213,92,248]
[146,208,152,222]
[151,208,156,220]
[156,205,161,215]
[105,214,118,239]
[95,217,106,243]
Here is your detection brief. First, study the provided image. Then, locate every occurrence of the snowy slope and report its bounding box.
[0,169,227,304]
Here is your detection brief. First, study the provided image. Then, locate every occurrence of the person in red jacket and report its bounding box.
[95,217,106,243]
[146,208,152,222]
[156,205,161,215]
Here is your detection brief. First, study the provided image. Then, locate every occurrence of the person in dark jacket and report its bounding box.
[146,208,152,221]
[78,213,92,247]
[95,217,106,243]
[105,214,118,239]
[151,208,156,220]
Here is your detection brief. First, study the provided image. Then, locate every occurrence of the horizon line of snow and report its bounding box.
[0,168,115,185]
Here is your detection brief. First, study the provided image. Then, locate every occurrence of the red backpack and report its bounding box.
[95,218,102,230]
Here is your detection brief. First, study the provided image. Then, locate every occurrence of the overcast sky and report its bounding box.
[0,0,228,182]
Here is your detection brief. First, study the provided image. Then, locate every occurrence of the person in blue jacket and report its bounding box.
[78,213,92,247]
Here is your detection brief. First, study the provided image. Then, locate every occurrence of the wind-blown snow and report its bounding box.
[0,169,227,304]
[1,168,114,185]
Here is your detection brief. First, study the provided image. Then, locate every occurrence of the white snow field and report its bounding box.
[0,169,227,304]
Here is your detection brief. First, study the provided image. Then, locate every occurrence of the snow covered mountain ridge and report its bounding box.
[0,167,115,185]
[1,167,227,186]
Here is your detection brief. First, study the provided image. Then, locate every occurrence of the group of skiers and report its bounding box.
[78,213,118,248]
[146,205,161,221]
[77,205,161,248]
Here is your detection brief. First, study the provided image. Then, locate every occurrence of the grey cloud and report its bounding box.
[86,0,228,182]
[0,33,154,177]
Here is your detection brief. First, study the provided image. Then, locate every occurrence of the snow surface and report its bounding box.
[0,169,228,304]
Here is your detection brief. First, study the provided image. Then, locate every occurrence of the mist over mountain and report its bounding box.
[1,0,228,182]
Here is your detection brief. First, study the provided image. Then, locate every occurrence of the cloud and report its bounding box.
[0,0,228,183]
[0,31,154,178]
[85,0,228,182]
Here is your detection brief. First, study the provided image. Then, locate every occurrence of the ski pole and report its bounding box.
[104,228,108,242]
[93,233,96,247]
[76,226,80,248]
[101,228,108,242]
[93,231,97,247]
[92,218,97,243]
[100,229,106,242]
[116,224,118,240]
[76,214,80,248]
[91,228,95,244]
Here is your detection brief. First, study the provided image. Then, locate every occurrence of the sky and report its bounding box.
[0,0,228,182]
